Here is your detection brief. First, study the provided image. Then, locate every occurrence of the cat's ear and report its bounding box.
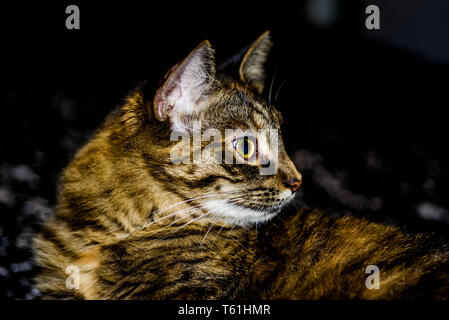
[153,40,216,124]
[239,31,273,94]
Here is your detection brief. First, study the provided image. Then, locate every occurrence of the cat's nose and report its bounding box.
[284,178,302,193]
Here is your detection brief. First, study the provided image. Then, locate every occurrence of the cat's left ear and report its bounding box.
[153,40,216,125]
[239,31,273,94]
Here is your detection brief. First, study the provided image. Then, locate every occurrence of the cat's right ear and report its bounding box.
[153,41,216,126]
[239,31,273,94]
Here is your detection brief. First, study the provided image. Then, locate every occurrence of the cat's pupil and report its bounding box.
[243,137,249,155]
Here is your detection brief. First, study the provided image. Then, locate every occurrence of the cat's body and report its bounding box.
[34,32,449,299]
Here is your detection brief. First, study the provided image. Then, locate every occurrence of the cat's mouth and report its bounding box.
[231,201,286,214]
[201,192,294,227]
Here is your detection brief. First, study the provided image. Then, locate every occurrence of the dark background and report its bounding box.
[1,0,449,299]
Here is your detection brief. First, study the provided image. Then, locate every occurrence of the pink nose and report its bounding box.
[285,178,301,193]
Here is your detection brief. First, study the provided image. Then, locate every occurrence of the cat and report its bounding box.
[33,31,449,299]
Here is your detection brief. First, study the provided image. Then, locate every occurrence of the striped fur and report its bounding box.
[33,33,449,299]
[253,208,449,299]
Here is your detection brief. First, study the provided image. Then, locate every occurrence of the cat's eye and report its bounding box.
[234,137,255,160]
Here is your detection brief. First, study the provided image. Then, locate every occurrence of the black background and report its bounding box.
[1,0,449,299]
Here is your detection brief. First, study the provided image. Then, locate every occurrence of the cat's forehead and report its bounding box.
[204,77,282,130]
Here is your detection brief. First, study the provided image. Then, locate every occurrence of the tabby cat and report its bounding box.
[34,31,449,299]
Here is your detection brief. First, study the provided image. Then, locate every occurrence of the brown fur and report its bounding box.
[34,32,449,299]
[253,208,449,299]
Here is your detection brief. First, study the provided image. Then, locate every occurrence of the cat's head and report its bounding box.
[121,31,301,227]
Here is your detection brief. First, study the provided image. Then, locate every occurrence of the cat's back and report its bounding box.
[253,207,449,299]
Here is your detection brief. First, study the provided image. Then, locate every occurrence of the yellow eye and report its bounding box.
[234,137,255,160]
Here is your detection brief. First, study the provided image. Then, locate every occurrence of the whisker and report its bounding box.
[228,198,266,211]
[214,224,225,242]
[268,65,279,105]
[225,223,237,243]
[274,78,288,105]
[129,189,265,240]
[133,204,206,238]
[147,190,246,227]
[160,210,212,241]
[200,217,220,248]
[228,236,255,256]
[276,215,285,222]
[149,192,233,219]
[147,202,205,226]
[229,197,289,213]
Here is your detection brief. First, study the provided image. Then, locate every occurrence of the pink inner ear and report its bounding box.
[155,62,183,120]
[154,42,215,122]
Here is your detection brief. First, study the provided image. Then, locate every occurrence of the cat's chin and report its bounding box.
[201,199,282,227]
